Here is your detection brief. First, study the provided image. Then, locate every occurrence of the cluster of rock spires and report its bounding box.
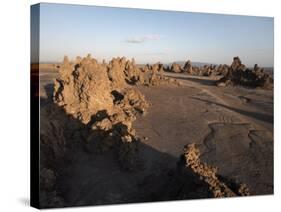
[169,60,228,76]
[53,54,180,144]
[168,57,273,89]
[216,57,273,89]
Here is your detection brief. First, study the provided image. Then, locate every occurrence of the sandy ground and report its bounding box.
[134,72,273,195]
[39,68,273,206]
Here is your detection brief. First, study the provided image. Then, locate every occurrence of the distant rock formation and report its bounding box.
[166,57,273,89]
[183,60,192,74]
[168,60,219,77]
[170,62,182,73]
[215,64,229,76]
[216,57,273,89]
[150,62,164,73]
[138,62,181,86]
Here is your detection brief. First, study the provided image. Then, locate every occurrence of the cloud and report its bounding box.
[125,38,145,43]
[143,34,161,40]
[125,34,162,44]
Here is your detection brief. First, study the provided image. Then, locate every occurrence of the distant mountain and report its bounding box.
[165,61,218,68]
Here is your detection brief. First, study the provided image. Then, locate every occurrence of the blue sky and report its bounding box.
[38,3,274,67]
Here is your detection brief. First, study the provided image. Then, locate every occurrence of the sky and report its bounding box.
[37,3,274,67]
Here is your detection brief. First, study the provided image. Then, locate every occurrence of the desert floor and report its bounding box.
[39,67,273,206]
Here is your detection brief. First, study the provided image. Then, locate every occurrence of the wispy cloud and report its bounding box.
[125,34,162,44]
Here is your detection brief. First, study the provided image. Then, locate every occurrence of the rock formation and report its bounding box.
[216,57,273,89]
[138,63,181,86]
[215,64,229,76]
[150,63,164,73]
[183,143,250,197]
[52,54,179,167]
[183,60,192,74]
[170,63,182,73]
[137,143,250,201]
[108,57,128,89]
[166,57,273,89]
[53,55,151,148]
[169,60,220,77]
[54,56,113,124]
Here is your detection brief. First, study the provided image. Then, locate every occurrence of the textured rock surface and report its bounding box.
[183,143,250,197]
[54,56,113,124]
[54,55,148,124]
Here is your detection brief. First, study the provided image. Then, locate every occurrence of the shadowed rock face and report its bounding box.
[39,103,66,208]
[216,57,273,89]
[183,60,192,74]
